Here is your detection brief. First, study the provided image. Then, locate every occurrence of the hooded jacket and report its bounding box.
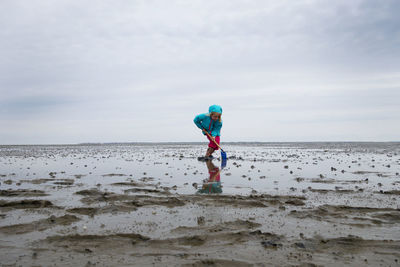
[193,105,223,137]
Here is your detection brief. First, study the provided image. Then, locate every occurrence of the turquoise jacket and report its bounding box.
[193,105,223,137]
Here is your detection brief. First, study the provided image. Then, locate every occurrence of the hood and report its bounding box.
[209,105,222,114]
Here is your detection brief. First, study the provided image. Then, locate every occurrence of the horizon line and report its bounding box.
[1,141,400,146]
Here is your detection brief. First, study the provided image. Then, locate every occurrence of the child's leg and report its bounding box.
[206,135,219,157]
[205,147,215,157]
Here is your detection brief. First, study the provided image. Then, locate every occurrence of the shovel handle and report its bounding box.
[203,129,224,152]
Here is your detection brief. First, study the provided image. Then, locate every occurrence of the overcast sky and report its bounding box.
[1,0,399,144]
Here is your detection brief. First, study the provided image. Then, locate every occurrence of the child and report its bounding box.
[193,105,223,161]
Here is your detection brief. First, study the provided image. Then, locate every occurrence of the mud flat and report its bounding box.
[0,143,400,266]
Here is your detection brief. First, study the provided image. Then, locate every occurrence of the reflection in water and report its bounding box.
[197,160,222,194]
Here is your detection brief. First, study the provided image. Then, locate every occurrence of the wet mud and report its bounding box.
[0,199,54,210]
[0,215,80,235]
[0,143,399,266]
[0,189,48,197]
[290,204,400,227]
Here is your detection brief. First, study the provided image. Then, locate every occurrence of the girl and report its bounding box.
[193,105,223,161]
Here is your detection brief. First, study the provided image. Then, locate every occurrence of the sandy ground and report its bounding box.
[0,143,399,266]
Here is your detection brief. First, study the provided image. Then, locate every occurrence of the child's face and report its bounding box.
[211,113,220,121]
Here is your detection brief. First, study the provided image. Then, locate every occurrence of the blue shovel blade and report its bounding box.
[221,150,227,161]
[221,150,227,168]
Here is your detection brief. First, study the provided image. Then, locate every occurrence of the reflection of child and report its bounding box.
[193,105,223,161]
[197,160,222,194]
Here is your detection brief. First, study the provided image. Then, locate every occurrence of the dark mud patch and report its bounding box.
[18,178,75,185]
[325,205,399,213]
[309,188,355,194]
[121,196,186,208]
[75,189,106,196]
[46,233,150,243]
[335,189,355,193]
[284,199,306,206]
[102,173,127,177]
[53,179,74,185]
[310,178,336,184]
[139,177,155,182]
[308,189,334,194]
[172,219,262,235]
[215,219,262,230]
[78,191,187,207]
[372,212,400,223]
[177,235,206,246]
[74,193,187,211]
[42,229,281,254]
[0,189,48,197]
[199,194,306,207]
[290,204,400,226]
[0,215,80,234]
[75,193,298,216]
[352,171,382,175]
[376,190,400,195]
[303,235,400,254]
[160,230,281,250]
[111,182,146,187]
[67,204,139,216]
[74,189,116,200]
[124,188,170,195]
[19,178,54,184]
[78,192,307,209]
[0,199,54,210]
[199,196,268,208]
[66,207,99,217]
[183,259,253,267]
[43,233,150,252]
[307,178,368,185]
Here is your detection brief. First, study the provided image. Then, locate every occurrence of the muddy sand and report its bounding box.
[0,142,400,266]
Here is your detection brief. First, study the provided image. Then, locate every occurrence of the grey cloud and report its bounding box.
[0,95,76,118]
[0,0,399,143]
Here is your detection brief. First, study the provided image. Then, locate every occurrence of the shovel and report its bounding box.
[203,130,227,167]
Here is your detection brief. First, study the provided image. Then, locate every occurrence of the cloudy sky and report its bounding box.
[1,0,399,144]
